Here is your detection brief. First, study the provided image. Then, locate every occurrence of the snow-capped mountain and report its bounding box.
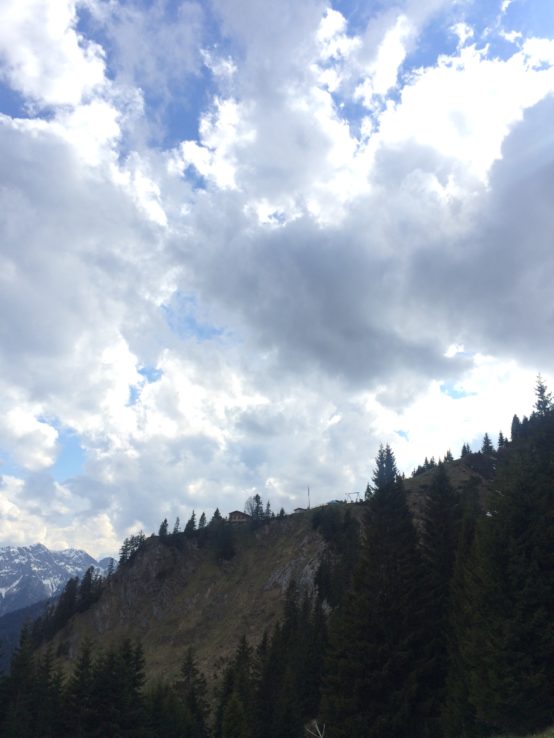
[0,543,112,617]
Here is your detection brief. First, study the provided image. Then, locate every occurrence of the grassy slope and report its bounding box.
[44,513,326,683]
[43,455,492,686]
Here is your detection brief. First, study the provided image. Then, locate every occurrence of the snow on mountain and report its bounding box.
[0,543,108,617]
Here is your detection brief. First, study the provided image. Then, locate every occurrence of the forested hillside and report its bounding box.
[0,379,552,738]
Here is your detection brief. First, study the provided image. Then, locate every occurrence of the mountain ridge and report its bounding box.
[0,542,112,618]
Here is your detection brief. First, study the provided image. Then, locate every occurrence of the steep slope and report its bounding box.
[404,452,494,519]
[45,513,327,683]
[41,458,492,684]
[0,599,50,673]
[0,544,101,617]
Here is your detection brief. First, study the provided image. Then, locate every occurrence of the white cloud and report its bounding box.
[355,14,414,105]
[376,41,554,180]
[1,0,554,559]
[0,0,106,106]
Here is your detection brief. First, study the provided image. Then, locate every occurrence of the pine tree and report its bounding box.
[1,625,36,737]
[172,517,181,535]
[480,432,494,454]
[460,443,471,457]
[184,511,196,535]
[175,648,209,738]
[497,431,505,449]
[210,508,222,526]
[418,462,460,732]
[215,637,254,738]
[442,487,483,738]
[64,639,95,737]
[322,446,429,737]
[510,414,521,441]
[461,408,554,735]
[198,512,206,529]
[159,518,169,536]
[534,373,553,416]
[371,443,398,491]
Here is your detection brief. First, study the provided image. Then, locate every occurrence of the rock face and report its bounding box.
[0,543,110,617]
[45,514,327,683]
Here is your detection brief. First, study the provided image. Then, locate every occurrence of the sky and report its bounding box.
[1,0,554,558]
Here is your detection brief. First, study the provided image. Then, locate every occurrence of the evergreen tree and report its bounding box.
[1,625,36,737]
[64,639,95,738]
[33,647,64,738]
[175,648,209,738]
[480,432,494,454]
[172,517,180,535]
[442,486,484,738]
[119,537,131,564]
[158,518,169,537]
[52,577,79,632]
[184,511,197,535]
[497,430,505,448]
[143,682,191,738]
[215,637,254,738]
[534,373,552,416]
[210,508,222,526]
[444,449,454,462]
[371,443,398,491]
[460,443,471,457]
[198,512,206,529]
[77,567,102,613]
[418,462,460,732]
[462,413,554,735]
[510,414,521,441]
[322,446,429,737]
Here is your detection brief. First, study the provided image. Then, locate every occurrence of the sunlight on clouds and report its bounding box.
[377,40,554,181]
[365,357,539,475]
[317,8,360,62]
[201,49,237,79]
[53,100,121,166]
[0,407,57,471]
[1,0,554,554]
[355,14,414,105]
[0,474,111,551]
[178,98,255,189]
[0,0,106,106]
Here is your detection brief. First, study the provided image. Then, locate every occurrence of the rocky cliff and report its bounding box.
[46,512,327,683]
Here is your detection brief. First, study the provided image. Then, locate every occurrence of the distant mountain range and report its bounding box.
[0,543,113,618]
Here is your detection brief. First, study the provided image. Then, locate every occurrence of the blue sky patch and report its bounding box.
[440,382,476,400]
[162,292,224,342]
[0,81,30,119]
[139,366,163,383]
[51,428,86,482]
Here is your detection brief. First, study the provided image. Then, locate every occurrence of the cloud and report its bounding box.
[1,0,554,557]
[86,0,204,101]
[0,0,106,107]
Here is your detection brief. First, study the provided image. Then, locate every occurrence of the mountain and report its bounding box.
[38,512,330,683]
[34,454,494,688]
[0,543,111,618]
[3,398,553,738]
